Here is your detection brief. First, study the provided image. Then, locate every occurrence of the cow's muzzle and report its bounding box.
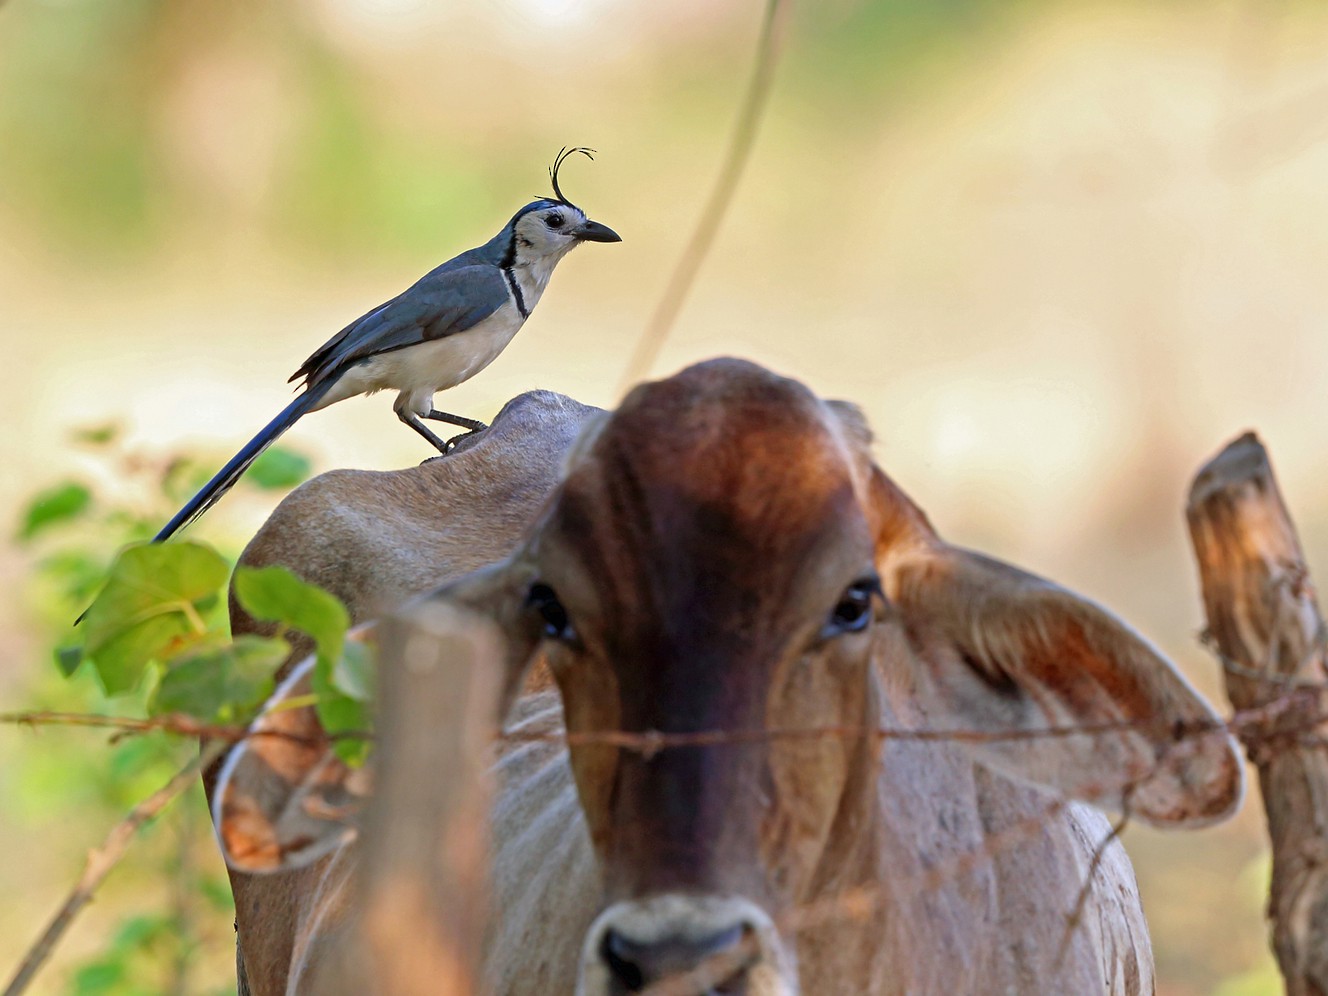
[577,895,795,995]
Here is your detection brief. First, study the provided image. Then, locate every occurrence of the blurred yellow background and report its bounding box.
[4,0,1327,992]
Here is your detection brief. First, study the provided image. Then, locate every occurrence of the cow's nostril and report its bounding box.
[599,923,750,993]
[601,928,646,991]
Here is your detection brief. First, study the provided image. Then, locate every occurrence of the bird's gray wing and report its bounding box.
[291,264,511,389]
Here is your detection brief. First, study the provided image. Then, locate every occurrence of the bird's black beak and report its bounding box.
[573,219,622,243]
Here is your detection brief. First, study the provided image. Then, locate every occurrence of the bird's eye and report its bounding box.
[821,576,882,639]
[527,582,576,641]
[546,212,565,230]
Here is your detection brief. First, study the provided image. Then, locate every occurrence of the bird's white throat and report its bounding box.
[511,242,577,308]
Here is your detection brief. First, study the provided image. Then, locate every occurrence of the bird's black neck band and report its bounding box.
[503,266,529,319]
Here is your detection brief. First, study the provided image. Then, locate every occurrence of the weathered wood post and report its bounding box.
[1187,431,1328,995]
[325,599,503,995]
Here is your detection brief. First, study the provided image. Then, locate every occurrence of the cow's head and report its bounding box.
[216,359,1242,996]
[441,359,1241,994]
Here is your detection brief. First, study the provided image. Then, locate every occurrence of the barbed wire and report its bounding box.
[5,672,1326,757]
[1201,616,1328,690]
[6,638,1323,993]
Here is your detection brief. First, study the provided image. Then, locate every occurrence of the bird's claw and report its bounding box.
[445,426,487,454]
[417,426,486,464]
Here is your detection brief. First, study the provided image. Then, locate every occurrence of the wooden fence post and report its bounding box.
[1186,431,1328,995]
[325,598,503,995]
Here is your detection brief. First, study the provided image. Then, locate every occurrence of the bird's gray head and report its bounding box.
[503,147,621,267]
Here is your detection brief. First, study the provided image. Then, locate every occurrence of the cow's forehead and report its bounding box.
[572,359,855,517]
[542,361,871,633]
[611,358,830,443]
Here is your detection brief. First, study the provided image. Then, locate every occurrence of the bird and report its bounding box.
[152,147,620,545]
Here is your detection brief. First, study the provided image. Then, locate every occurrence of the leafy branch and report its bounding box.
[5,424,366,994]
[2,741,229,996]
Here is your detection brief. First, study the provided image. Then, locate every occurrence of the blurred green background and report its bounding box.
[4,0,1328,992]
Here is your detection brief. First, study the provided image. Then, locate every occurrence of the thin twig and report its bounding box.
[643,794,1083,993]
[0,710,368,747]
[1055,808,1132,969]
[641,931,761,996]
[2,741,228,996]
[780,794,1074,936]
[618,0,790,391]
[1,710,249,740]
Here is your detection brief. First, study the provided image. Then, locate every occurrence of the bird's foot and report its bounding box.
[418,431,480,464]
[423,410,488,433]
[444,427,484,454]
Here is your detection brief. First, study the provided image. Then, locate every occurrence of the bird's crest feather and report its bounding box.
[546,146,596,208]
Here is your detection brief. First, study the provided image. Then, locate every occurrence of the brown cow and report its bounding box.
[214,359,1243,995]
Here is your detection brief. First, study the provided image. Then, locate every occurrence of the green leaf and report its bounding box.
[199,874,236,912]
[55,644,83,677]
[332,638,374,701]
[312,657,372,766]
[233,565,363,759]
[39,549,109,599]
[232,565,348,668]
[71,959,126,994]
[152,635,289,721]
[82,542,230,695]
[72,422,120,446]
[247,446,312,490]
[320,638,375,764]
[106,736,180,797]
[110,913,171,949]
[17,481,91,540]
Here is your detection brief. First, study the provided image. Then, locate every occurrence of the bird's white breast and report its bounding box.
[313,303,527,413]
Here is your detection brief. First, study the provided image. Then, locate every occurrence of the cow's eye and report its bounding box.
[822,576,881,639]
[527,582,576,642]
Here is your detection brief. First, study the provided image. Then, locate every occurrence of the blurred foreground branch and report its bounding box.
[2,741,229,996]
[316,600,501,995]
[1187,430,1328,995]
[619,0,790,391]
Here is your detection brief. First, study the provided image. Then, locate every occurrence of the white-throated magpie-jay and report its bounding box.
[154,148,619,544]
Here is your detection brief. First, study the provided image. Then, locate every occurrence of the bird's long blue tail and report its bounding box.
[152,384,331,544]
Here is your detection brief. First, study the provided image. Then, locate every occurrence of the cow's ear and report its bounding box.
[883,547,1244,827]
[212,630,375,873]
